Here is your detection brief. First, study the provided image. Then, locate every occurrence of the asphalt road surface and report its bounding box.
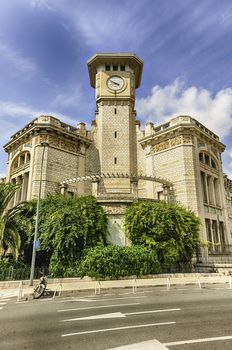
[1,285,232,350]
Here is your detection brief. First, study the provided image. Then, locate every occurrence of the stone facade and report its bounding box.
[4,115,91,201]
[3,53,232,262]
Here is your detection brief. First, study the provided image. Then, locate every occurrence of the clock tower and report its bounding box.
[87,53,143,193]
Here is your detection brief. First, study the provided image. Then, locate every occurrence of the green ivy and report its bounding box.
[125,200,200,265]
[37,195,108,275]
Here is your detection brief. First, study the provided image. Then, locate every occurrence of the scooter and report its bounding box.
[33,273,48,299]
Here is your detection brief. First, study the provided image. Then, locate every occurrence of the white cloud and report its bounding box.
[51,85,94,124]
[28,0,55,11]
[229,150,232,167]
[226,149,232,178]
[0,99,78,174]
[0,43,38,76]
[53,85,86,109]
[136,79,232,138]
[0,101,38,118]
[0,100,78,133]
[50,1,153,49]
[221,6,232,27]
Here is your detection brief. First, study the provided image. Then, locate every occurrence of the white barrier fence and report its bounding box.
[53,280,62,298]
[17,281,23,302]
[14,274,232,299]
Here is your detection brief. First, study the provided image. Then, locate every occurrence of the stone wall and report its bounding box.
[31,144,84,198]
[150,143,199,214]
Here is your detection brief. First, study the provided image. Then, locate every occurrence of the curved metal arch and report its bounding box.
[60,173,173,187]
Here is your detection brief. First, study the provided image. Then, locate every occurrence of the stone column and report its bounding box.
[130,178,138,197]
[23,172,30,201]
[92,180,99,197]
[145,145,154,199]
[60,183,68,195]
[162,185,169,201]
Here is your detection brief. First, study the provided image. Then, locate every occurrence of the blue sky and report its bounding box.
[0,0,232,178]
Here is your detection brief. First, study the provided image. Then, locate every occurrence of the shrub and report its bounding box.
[0,259,30,281]
[75,245,161,279]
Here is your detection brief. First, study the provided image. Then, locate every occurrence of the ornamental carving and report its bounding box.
[151,135,192,154]
[183,135,193,144]
[35,135,81,153]
[198,139,206,148]
[102,205,127,215]
[181,116,190,121]
[170,136,182,147]
[39,116,49,122]
[152,140,170,153]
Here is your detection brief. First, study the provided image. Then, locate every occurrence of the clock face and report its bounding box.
[107,76,124,91]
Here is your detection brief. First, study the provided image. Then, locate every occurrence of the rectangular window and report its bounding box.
[200,171,208,203]
[114,157,117,164]
[219,222,226,251]
[205,154,210,165]
[120,65,125,71]
[105,65,110,71]
[205,219,213,253]
[114,108,117,114]
[212,220,219,251]
[157,191,164,200]
[113,65,118,71]
[114,131,117,138]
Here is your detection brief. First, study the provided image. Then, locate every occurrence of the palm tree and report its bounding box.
[0,183,22,260]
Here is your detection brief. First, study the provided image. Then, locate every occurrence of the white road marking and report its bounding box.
[62,312,125,321]
[61,321,176,337]
[164,335,232,346]
[59,298,98,303]
[0,302,7,305]
[0,298,11,301]
[59,296,147,303]
[125,308,181,316]
[107,339,169,349]
[61,308,181,322]
[103,293,115,296]
[0,307,3,310]
[118,291,153,295]
[58,302,140,312]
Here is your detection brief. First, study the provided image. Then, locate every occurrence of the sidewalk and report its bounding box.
[1,272,231,299]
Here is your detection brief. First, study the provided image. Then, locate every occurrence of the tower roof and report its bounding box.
[87,52,143,88]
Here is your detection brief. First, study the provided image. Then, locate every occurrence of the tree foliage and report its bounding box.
[125,201,200,265]
[0,183,23,260]
[37,195,108,275]
[75,245,161,279]
[13,200,37,264]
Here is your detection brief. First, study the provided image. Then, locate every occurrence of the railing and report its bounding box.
[10,161,30,176]
[0,267,49,281]
[0,264,207,281]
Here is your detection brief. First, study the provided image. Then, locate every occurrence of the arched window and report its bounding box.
[10,151,31,174]
[199,152,218,170]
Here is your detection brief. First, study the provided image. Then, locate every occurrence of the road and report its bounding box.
[1,285,232,349]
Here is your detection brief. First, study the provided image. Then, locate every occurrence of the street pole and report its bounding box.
[29,142,48,286]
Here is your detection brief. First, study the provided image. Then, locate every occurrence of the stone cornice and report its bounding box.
[4,115,92,152]
[139,116,225,152]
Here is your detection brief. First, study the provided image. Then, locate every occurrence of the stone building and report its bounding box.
[3,53,232,262]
